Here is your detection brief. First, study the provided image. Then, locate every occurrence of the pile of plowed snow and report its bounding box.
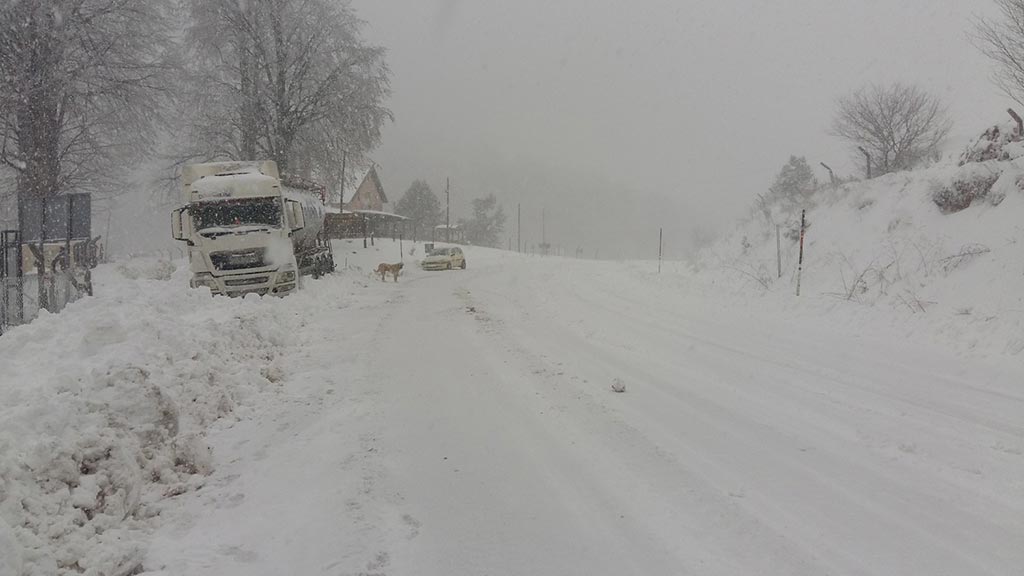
[0,259,339,576]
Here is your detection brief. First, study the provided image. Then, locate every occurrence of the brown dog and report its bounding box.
[375,262,403,282]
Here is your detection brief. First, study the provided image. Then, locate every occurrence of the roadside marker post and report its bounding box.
[796,210,806,296]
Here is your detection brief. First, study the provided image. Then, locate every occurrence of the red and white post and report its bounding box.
[796,209,806,296]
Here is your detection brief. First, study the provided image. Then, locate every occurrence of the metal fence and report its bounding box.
[1,230,24,333]
[1,193,98,335]
[0,231,96,336]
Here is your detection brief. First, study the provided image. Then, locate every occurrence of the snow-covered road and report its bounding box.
[141,245,1023,576]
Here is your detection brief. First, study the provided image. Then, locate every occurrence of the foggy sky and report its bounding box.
[351,0,1010,259]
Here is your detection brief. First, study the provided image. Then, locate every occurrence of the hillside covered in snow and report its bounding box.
[696,121,1024,358]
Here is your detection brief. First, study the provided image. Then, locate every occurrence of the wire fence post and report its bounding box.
[796,210,806,296]
[776,224,782,279]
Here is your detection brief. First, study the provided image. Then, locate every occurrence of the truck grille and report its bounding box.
[210,248,267,271]
[224,276,269,287]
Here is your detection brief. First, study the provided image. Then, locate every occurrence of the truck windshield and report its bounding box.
[192,198,281,235]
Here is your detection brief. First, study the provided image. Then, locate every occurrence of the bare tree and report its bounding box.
[180,0,392,182]
[830,83,952,176]
[0,1,173,203]
[973,0,1024,105]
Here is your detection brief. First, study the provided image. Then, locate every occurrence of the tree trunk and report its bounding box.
[239,33,259,160]
[16,16,63,202]
[269,1,292,172]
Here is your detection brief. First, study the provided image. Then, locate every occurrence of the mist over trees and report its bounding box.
[0,0,391,223]
[395,180,441,240]
[179,0,392,188]
[830,83,952,177]
[461,194,506,248]
[0,1,173,205]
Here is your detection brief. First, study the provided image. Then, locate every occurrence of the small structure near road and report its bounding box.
[433,224,465,244]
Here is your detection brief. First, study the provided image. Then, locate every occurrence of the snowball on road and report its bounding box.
[1,240,1022,576]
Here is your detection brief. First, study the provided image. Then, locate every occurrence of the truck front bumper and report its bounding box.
[192,270,297,297]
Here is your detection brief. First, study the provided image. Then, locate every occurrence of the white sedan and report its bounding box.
[421,247,466,270]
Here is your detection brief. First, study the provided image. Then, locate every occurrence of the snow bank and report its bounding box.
[694,144,1024,358]
[0,517,22,576]
[0,259,324,576]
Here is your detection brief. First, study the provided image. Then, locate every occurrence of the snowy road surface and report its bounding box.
[140,245,1023,575]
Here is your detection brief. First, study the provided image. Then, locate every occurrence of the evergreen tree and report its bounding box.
[768,156,818,211]
[395,180,442,241]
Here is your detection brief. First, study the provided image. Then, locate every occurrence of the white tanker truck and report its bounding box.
[171,160,334,296]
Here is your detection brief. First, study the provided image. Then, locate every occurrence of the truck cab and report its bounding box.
[171,161,328,297]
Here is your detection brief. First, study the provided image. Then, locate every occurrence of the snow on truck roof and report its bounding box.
[182,160,279,186]
[190,172,279,202]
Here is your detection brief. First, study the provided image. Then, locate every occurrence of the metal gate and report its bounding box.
[0,230,24,334]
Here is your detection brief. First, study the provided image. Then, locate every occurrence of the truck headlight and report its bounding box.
[191,272,218,289]
[279,270,296,283]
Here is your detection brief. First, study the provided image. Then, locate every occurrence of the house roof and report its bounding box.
[341,165,387,205]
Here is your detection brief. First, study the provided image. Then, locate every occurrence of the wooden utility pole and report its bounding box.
[517,203,521,253]
[540,208,547,255]
[445,177,450,243]
[339,150,347,208]
[658,227,663,273]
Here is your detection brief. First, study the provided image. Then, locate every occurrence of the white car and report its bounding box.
[421,247,466,270]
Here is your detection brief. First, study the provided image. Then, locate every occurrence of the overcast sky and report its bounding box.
[350,0,1011,258]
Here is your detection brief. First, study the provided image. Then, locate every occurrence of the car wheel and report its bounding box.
[461,260,466,269]
[447,262,453,270]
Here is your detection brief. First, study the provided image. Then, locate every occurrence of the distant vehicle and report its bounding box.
[171,160,335,296]
[421,246,466,270]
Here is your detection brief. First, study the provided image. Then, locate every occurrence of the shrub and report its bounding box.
[932,165,1001,213]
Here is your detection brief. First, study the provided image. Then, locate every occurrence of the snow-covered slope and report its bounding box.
[696,136,1024,358]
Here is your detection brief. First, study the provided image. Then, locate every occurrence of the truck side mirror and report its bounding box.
[171,208,190,241]
[289,201,305,232]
